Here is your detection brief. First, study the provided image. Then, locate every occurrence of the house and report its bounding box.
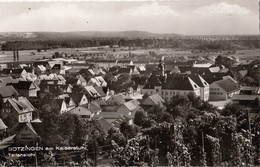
[2,97,35,123]
[240,86,257,95]
[8,81,39,98]
[0,119,7,131]
[88,76,107,87]
[116,99,142,117]
[84,86,104,100]
[232,94,260,107]
[0,76,17,87]
[70,93,88,106]
[35,65,47,74]
[51,64,62,74]
[188,74,210,101]
[1,68,27,78]
[118,67,132,75]
[106,94,126,105]
[209,76,240,101]
[142,75,201,102]
[62,84,73,94]
[111,115,133,129]
[39,80,63,96]
[53,99,68,114]
[238,70,248,79]
[15,122,41,146]
[141,94,165,110]
[94,112,124,123]
[64,97,76,111]
[76,75,87,86]
[0,85,19,101]
[69,105,94,120]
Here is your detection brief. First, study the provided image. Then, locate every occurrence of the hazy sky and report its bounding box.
[0,0,258,35]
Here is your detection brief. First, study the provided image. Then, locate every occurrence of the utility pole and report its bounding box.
[35,142,38,167]
[93,140,97,166]
[146,135,150,166]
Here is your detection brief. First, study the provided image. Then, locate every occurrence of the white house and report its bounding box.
[142,75,202,102]
[209,76,240,101]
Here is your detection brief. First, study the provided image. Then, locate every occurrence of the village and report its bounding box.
[0,46,258,166]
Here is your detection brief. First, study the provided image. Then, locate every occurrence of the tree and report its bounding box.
[120,121,137,139]
[134,111,146,126]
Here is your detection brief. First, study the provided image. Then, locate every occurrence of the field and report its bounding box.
[0,47,259,63]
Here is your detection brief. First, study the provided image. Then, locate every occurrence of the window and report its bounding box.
[194,85,197,88]
[165,91,168,96]
[204,82,207,85]
[184,92,186,95]
[156,89,159,93]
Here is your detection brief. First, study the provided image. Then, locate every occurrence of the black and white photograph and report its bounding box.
[0,0,259,166]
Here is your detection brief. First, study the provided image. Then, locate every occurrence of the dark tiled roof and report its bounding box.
[188,74,208,87]
[108,94,125,105]
[1,68,24,75]
[118,67,131,74]
[143,75,162,89]
[162,75,195,90]
[214,78,240,93]
[0,86,18,97]
[70,93,85,104]
[9,81,34,90]
[94,86,106,97]
[232,94,260,101]
[51,64,61,70]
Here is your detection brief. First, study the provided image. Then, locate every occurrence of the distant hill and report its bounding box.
[0,31,181,41]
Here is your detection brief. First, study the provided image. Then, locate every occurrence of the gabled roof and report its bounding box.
[51,64,61,70]
[162,75,198,90]
[107,94,125,105]
[94,86,106,97]
[238,70,248,78]
[144,94,165,106]
[0,86,18,98]
[0,76,15,86]
[0,119,7,131]
[111,115,131,129]
[94,112,123,119]
[53,99,66,108]
[26,122,38,135]
[9,81,35,90]
[69,105,92,116]
[188,74,208,87]
[232,94,260,101]
[82,103,101,113]
[84,86,100,98]
[77,75,87,83]
[70,93,86,104]
[1,68,25,75]
[118,67,131,74]
[93,99,108,106]
[37,65,46,71]
[7,97,35,114]
[214,78,240,93]
[122,100,140,112]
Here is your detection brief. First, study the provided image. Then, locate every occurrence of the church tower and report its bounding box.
[158,56,165,76]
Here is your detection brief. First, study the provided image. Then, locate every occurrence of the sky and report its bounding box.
[0,0,259,35]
